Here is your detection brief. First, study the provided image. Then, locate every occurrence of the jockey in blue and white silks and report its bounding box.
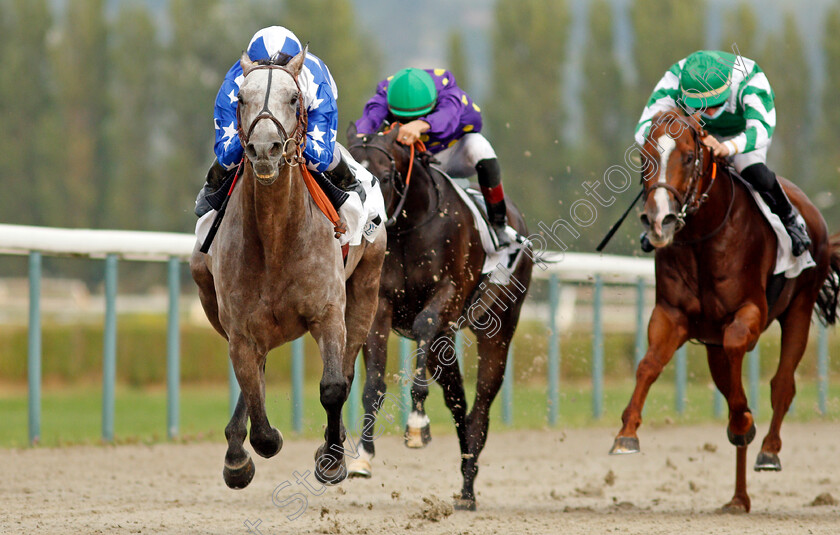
[213,26,339,173]
[196,26,369,247]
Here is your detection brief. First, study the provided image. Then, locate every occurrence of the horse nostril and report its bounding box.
[270,142,282,157]
[662,214,678,228]
[245,143,257,159]
[640,214,650,229]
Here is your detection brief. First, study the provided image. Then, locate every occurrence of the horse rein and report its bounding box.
[349,137,441,231]
[643,121,728,230]
[236,64,308,167]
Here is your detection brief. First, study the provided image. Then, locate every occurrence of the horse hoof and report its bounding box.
[609,436,640,455]
[754,451,782,472]
[453,497,477,511]
[404,424,432,449]
[314,443,347,486]
[347,458,372,479]
[223,456,256,489]
[726,423,756,447]
[251,427,283,459]
[719,497,750,514]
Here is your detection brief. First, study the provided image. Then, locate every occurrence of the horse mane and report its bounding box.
[255,52,293,67]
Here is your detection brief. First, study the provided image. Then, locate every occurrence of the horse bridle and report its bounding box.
[236,64,308,167]
[643,122,719,229]
[348,136,442,232]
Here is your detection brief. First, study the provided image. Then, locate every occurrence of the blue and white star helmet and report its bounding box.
[246,26,302,61]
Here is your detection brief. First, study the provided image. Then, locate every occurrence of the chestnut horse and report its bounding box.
[190,50,386,488]
[610,110,840,511]
[347,123,533,510]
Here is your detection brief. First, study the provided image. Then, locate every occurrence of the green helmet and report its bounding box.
[387,68,437,118]
[680,51,732,110]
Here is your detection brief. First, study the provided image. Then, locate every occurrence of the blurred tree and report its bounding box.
[760,14,809,185]
[103,4,159,230]
[815,6,840,229]
[579,0,627,178]
[486,0,568,226]
[161,0,237,232]
[719,1,758,54]
[574,0,639,253]
[447,31,470,94]
[283,0,382,140]
[50,0,109,228]
[632,0,705,115]
[0,0,61,226]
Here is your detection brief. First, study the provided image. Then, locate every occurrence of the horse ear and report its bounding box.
[287,44,307,77]
[384,124,400,144]
[347,121,357,139]
[240,51,256,76]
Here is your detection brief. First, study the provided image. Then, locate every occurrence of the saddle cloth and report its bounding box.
[735,175,815,278]
[430,165,527,285]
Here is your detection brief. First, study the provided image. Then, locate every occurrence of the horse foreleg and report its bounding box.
[611,304,687,454]
[348,303,391,479]
[311,307,350,485]
[757,293,814,472]
[405,284,458,448]
[222,392,254,489]
[718,303,763,514]
[229,338,282,460]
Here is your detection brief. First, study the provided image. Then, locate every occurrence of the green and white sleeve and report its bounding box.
[727,68,775,154]
[634,61,684,146]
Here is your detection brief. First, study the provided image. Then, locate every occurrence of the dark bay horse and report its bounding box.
[610,109,840,512]
[190,50,386,488]
[347,123,533,510]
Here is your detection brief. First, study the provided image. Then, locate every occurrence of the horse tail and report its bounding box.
[816,232,840,325]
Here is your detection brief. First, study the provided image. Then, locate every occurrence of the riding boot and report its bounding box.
[195,159,235,217]
[767,180,811,256]
[476,158,511,250]
[324,151,366,204]
[741,163,811,256]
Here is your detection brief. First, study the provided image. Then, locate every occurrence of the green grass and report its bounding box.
[2,379,838,448]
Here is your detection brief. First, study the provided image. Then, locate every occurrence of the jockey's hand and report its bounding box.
[398,120,430,145]
[702,135,731,157]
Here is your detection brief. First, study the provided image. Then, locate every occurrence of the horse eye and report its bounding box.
[237,95,246,106]
[290,93,299,106]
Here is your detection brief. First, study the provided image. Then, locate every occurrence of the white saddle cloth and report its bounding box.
[435,168,527,285]
[739,178,815,278]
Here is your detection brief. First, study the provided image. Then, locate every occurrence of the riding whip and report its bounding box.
[595,188,644,252]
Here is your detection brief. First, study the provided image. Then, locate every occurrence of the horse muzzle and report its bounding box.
[641,212,678,248]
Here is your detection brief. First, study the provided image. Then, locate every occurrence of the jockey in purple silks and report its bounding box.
[196,26,366,244]
[355,68,510,249]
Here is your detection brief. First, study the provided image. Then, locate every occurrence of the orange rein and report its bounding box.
[300,164,348,240]
[382,122,427,186]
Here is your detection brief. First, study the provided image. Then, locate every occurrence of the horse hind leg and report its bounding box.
[347,310,391,479]
[756,293,814,472]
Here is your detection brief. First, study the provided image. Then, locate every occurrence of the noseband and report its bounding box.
[236,64,308,167]
[643,121,718,228]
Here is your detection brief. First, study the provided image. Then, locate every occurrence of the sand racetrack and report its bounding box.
[2,422,839,534]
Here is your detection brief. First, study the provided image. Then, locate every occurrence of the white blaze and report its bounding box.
[654,135,676,219]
